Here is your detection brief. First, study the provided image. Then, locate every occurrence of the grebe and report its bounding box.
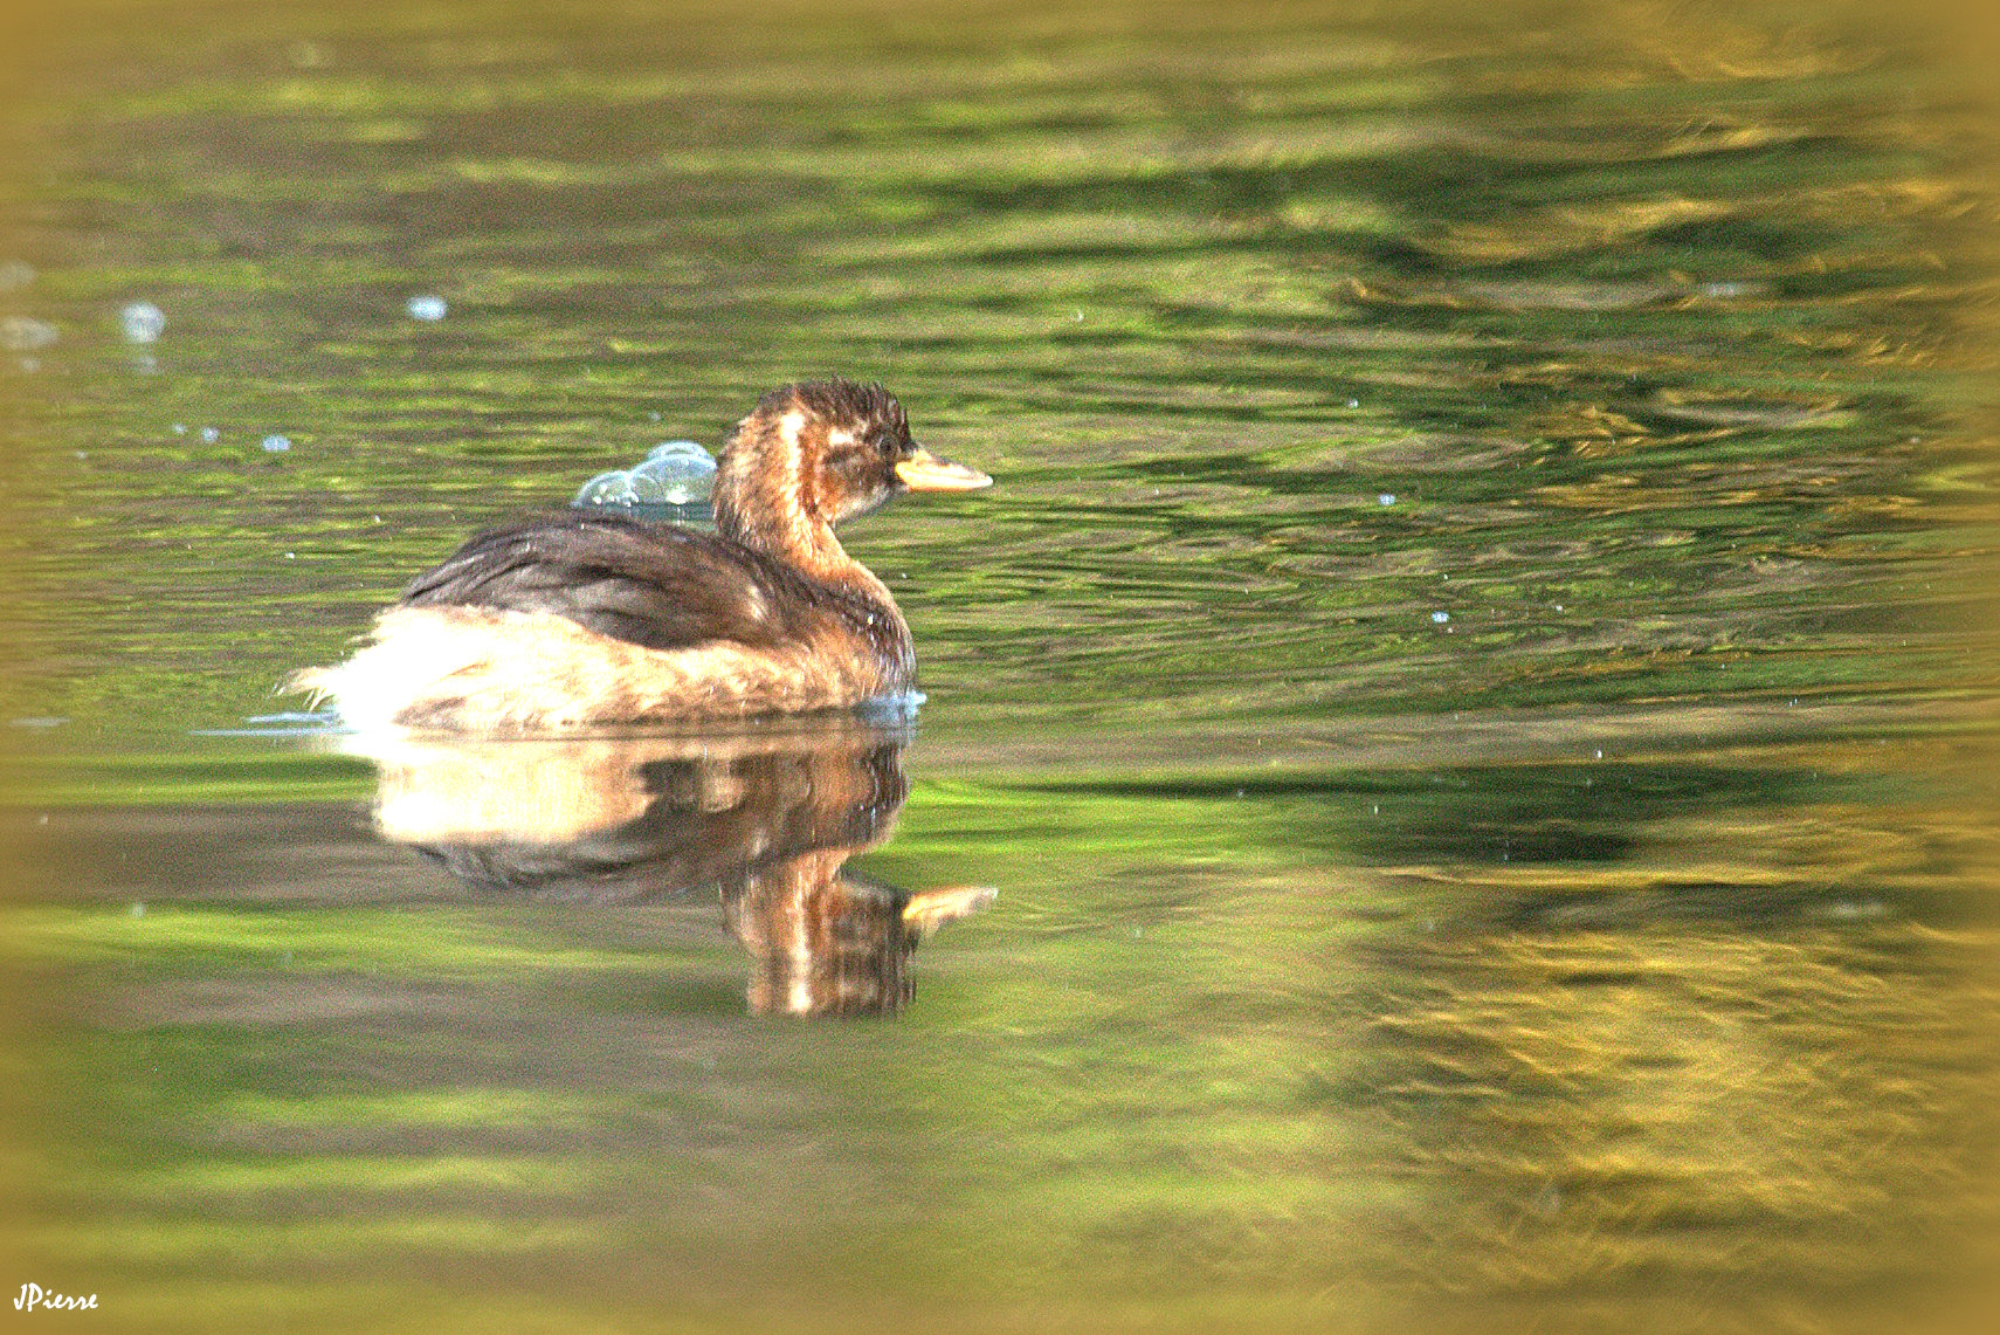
[289,379,989,731]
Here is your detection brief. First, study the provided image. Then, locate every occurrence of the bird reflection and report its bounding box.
[336,720,992,1016]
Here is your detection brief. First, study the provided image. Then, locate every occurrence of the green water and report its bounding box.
[3,1,1996,1331]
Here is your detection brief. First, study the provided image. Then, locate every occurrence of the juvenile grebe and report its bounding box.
[289,379,990,731]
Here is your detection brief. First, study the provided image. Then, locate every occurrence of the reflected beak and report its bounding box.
[902,885,998,937]
[896,446,993,492]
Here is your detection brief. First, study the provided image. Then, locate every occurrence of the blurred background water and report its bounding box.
[2,1,1996,1331]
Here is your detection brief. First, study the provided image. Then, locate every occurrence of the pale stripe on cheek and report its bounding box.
[776,408,813,525]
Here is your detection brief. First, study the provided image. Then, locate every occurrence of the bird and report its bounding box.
[288,378,990,731]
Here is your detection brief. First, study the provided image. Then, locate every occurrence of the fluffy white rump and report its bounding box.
[288,605,871,732]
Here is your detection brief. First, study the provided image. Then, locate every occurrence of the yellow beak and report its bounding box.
[896,447,992,492]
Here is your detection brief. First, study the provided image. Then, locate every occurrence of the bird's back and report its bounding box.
[400,511,821,652]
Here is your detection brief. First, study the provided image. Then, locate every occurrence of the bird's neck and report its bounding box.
[716,411,897,610]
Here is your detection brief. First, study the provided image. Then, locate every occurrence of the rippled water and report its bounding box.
[3,2,1996,1331]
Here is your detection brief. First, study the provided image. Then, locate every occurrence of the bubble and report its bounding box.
[1430,611,1450,623]
[262,434,292,453]
[120,301,166,344]
[406,294,448,322]
[0,315,58,352]
[634,440,716,502]
[575,442,717,509]
[1377,493,1396,506]
[624,466,669,503]
[199,427,221,444]
[573,470,639,507]
[574,440,717,514]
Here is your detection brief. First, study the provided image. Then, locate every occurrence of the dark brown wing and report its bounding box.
[399,512,808,652]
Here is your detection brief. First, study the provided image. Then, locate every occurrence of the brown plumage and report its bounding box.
[288,379,990,731]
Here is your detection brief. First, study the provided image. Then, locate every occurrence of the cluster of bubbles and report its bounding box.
[4,283,453,373]
[574,440,717,518]
[2,280,466,448]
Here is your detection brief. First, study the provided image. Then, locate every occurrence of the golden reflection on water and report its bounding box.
[1361,825,1998,1329]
